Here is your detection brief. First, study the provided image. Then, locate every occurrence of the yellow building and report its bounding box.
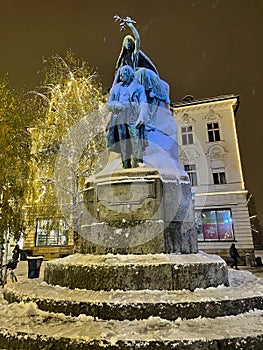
[172,94,254,260]
[23,214,74,260]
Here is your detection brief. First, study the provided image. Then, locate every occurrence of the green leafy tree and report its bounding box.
[0,77,38,246]
[30,52,107,252]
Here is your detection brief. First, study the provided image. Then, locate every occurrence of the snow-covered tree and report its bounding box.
[0,77,37,244]
[30,52,107,251]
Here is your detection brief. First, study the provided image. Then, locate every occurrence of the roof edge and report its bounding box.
[171,94,240,114]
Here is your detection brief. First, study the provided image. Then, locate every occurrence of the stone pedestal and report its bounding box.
[80,167,197,254]
[44,252,228,291]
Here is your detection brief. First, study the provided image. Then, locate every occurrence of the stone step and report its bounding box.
[4,271,263,321]
[0,299,263,350]
[44,252,229,291]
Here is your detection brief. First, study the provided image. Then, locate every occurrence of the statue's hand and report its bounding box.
[109,102,124,113]
[125,17,134,27]
[114,15,136,31]
[135,115,144,129]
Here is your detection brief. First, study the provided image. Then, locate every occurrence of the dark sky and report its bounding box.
[1,0,263,221]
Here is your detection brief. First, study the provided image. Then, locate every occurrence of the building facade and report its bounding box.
[23,213,74,260]
[172,94,254,260]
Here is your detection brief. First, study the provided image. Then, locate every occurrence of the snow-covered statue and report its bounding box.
[113,16,170,115]
[107,16,179,174]
[80,16,196,255]
[107,65,148,169]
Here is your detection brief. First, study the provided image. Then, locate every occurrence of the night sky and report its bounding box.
[1,0,263,221]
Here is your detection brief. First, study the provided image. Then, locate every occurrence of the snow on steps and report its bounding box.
[3,275,263,321]
[1,269,263,349]
[0,301,263,349]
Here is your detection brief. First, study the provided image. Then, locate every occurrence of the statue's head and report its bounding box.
[122,35,135,51]
[120,65,135,84]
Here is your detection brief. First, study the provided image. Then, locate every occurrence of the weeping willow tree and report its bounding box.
[29,52,107,251]
[0,77,38,246]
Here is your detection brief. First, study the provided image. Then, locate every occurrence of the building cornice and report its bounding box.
[172,94,240,115]
[195,190,247,197]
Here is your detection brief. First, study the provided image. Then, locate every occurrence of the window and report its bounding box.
[212,170,226,184]
[196,209,234,241]
[184,164,197,186]
[35,219,69,246]
[181,126,193,145]
[207,122,220,142]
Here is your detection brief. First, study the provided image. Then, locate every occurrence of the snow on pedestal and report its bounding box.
[43,252,228,291]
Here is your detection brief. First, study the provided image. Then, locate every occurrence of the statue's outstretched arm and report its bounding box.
[125,17,140,56]
[114,15,140,55]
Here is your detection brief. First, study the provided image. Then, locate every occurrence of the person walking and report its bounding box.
[12,244,21,261]
[230,243,240,269]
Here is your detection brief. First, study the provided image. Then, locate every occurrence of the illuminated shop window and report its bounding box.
[35,219,69,246]
[181,126,194,145]
[184,164,198,186]
[196,209,234,241]
[207,122,220,142]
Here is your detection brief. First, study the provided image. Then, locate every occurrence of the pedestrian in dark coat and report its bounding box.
[230,243,240,269]
[12,244,21,261]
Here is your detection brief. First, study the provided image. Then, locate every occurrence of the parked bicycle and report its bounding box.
[0,259,18,287]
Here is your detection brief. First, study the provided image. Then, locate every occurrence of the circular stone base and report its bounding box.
[4,270,263,321]
[44,251,228,291]
[2,269,263,349]
[1,299,263,350]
